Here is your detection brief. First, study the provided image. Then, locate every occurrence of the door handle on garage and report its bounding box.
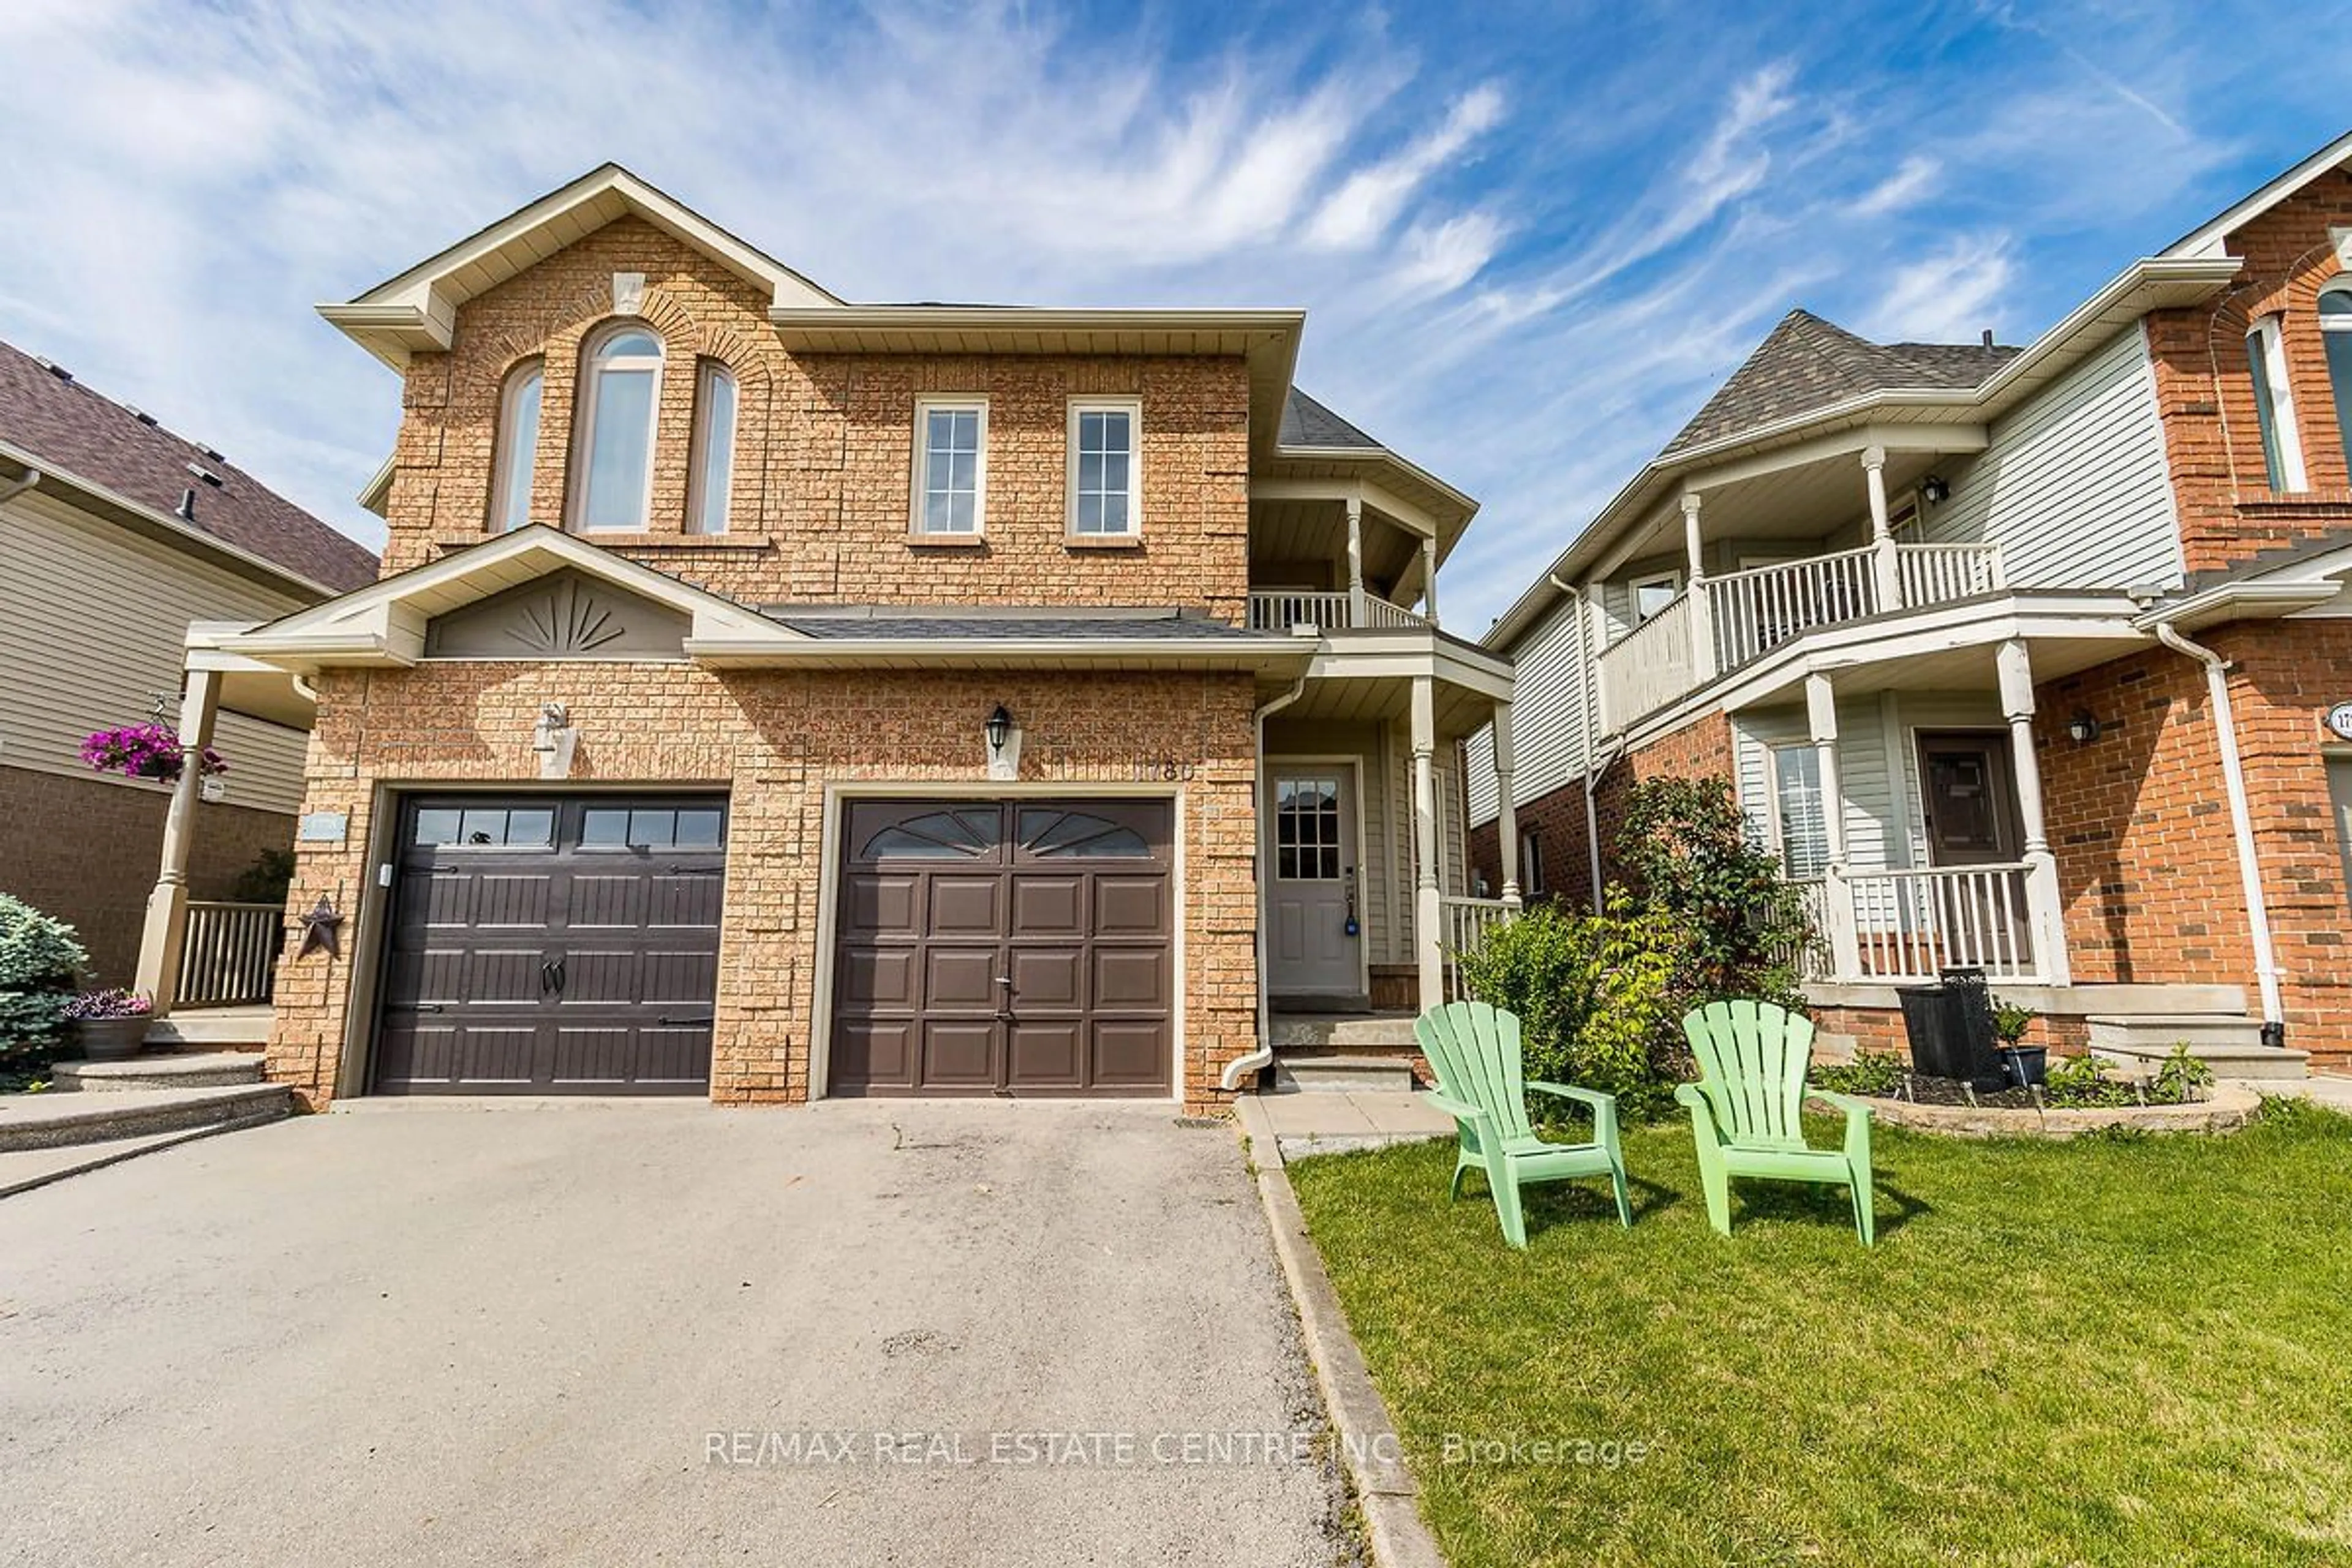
[657,1014,714,1027]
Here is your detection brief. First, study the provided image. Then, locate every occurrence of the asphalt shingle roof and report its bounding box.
[0,340,377,592]
[1665,310,2020,456]
[1280,388,1384,450]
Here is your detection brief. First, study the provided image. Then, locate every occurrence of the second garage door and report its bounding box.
[829,799,1173,1096]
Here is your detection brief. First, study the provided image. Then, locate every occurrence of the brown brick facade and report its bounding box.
[269,663,1261,1111]
[0,764,294,984]
[2147,169,2352,575]
[379,217,1253,618]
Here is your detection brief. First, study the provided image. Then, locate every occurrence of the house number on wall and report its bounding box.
[2326,702,2352,742]
[1131,759,1196,782]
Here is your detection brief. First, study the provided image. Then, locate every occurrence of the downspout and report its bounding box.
[1222,668,1310,1093]
[0,464,43,507]
[2152,620,2288,1047]
[1554,570,1616,914]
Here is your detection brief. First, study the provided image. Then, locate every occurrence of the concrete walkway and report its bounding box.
[0,1101,1349,1567]
[1251,1089,1457,1161]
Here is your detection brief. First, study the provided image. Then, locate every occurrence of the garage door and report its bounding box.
[372,796,726,1095]
[829,799,1173,1096]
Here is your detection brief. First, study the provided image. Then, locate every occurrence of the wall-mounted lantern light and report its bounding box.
[533,701,578,779]
[984,704,1021,782]
[2067,712,2102,745]
[985,705,1014,756]
[1921,475,1951,505]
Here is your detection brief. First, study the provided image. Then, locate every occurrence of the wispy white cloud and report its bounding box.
[1860,233,2016,342]
[1306,83,1506,249]
[1849,155,1939,217]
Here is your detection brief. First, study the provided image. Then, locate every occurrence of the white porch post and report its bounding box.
[1996,638,2071,985]
[1493,699,1522,910]
[1420,535,1440,628]
[1806,672,1862,980]
[1583,578,1611,736]
[1682,492,1716,680]
[1411,674,1444,1008]
[1863,444,1902,610]
[1344,494,1368,628]
[132,666,223,1016]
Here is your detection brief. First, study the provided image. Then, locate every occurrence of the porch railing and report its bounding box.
[1781,877,1836,982]
[1596,589,1695,730]
[1896,541,2003,606]
[178,901,285,1008]
[1439,894,1515,1000]
[1708,547,1879,673]
[1245,590,1427,634]
[1844,862,2037,982]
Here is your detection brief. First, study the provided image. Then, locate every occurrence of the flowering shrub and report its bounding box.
[62,988,153,1022]
[79,723,226,782]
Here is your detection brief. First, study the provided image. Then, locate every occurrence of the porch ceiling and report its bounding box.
[1727,621,2152,710]
[1280,672,1496,739]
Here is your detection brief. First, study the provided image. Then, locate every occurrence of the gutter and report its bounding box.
[2150,620,2288,1046]
[0,463,42,507]
[1222,673,1310,1093]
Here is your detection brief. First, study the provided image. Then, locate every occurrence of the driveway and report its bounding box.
[0,1101,1349,1567]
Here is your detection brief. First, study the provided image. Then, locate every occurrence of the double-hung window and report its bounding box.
[1068,399,1140,537]
[2246,314,2308,492]
[913,398,986,536]
[1770,745,1831,879]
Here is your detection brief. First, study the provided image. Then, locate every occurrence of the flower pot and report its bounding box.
[1999,1044,2047,1089]
[74,1016,150,1061]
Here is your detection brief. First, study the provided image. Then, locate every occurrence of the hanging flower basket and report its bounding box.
[79,723,227,784]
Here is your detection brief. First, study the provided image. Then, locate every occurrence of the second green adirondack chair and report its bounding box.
[1415,1000,1632,1249]
[1678,998,1875,1246]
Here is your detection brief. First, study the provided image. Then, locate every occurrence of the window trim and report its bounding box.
[488,360,543,533]
[910,396,990,538]
[1066,396,1143,538]
[1518,829,1545,897]
[1766,742,1832,880]
[570,322,666,533]
[2317,279,2352,475]
[2247,314,2309,492]
[1629,568,1684,624]
[686,360,737,536]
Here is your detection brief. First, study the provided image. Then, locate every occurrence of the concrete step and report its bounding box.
[1268,1012,1418,1052]
[50,1052,266,1091]
[0,1083,292,1154]
[145,1007,273,1049]
[1273,1055,1418,1094]
[2089,1013,2309,1081]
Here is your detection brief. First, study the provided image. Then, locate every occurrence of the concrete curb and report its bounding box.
[1235,1095,1447,1568]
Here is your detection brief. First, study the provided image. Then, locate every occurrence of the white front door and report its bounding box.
[1267,768,1359,997]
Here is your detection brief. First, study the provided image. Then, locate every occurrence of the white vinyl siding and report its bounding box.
[0,489,313,813]
[1923,325,2185,590]
[1465,590,1592,826]
[1732,690,2006,874]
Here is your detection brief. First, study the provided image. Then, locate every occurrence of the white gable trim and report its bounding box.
[320,165,841,370]
[219,526,796,669]
[2163,130,2352,260]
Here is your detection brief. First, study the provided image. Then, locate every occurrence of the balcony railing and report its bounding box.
[1595,541,2005,729]
[1597,588,1696,731]
[1439,894,1515,1000]
[1246,590,1428,634]
[178,900,285,1008]
[1844,862,2038,982]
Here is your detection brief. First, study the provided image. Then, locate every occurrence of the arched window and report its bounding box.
[573,325,664,531]
[2321,281,2352,475]
[688,360,736,535]
[488,361,541,532]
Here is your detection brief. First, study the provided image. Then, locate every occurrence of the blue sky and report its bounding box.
[4,1,2348,628]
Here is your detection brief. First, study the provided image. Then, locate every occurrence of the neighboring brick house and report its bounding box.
[0,341,375,982]
[154,166,1507,1111]
[1468,129,2352,1077]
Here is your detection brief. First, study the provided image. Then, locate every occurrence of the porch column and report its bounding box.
[1420,535,1441,628]
[1411,674,1444,1008]
[1863,445,1902,610]
[132,666,223,1016]
[1996,638,2071,984]
[1682,492,1716,680]
[1807,672,1862,980]
[1344,494,1368,628]
[1584,578,1612,736]
[1492,699,1522,910]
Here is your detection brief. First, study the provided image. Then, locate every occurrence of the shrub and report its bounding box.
[0,893,89,1071]
[1613,777,1811,1014]
[1813,1047,1907,1098]
[2043,1052,2133,1109]
[231,848,296,907]
[1454,902,1682,1119]
[1992,1000,2034,1046]
[2151,1043,2215,1106]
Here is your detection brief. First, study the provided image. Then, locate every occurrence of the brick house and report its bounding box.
[0,341,375,984]
[141,166,1512,1111]
[1468,130,2352,1078]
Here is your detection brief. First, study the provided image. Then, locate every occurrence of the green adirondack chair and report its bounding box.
[1414,1000,1632,1250]
[1677,999,1875,1246]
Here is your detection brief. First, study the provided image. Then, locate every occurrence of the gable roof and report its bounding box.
[320,164,843,371]
[1665,310,2018,454]
[0,339,377,594]
[2163,126,2352,258]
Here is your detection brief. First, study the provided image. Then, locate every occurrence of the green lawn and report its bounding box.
[1286,1101,2352,1568]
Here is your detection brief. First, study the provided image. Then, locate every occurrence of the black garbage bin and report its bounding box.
[1895,967,2005,1088]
